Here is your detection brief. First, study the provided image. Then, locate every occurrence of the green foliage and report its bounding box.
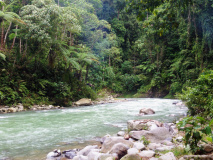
[140,136,150,146]
[178,116,213,154]
[178,70,213,117]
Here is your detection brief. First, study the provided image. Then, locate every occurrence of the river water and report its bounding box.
[0,98,187,160]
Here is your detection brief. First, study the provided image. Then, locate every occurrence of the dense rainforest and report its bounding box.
[0,0,213,115]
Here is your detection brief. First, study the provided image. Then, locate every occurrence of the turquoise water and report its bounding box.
[0,98,187,160]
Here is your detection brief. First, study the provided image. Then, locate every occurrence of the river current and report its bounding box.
[0,98,187,160]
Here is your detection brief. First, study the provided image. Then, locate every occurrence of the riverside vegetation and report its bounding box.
[0,0,213,158]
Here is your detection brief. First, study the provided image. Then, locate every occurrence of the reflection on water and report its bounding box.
[0,98,187,160]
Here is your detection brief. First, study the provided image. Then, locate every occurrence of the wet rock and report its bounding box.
[101,137,133,153]
[62,150,77,159]
[73,98,92,106]
[139,108,155,115]
[77,145,98,156]
[159,152,176,160]
[139,150,155,158]
[109,143,129,159]
[120,154,142,160]
[46,149,61,160]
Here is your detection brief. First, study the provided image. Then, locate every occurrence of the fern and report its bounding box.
[0,53,6,61]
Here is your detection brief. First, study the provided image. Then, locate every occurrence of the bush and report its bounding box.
[178,70,213,117]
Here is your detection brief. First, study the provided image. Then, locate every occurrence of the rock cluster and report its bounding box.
[0,103,61,114]
[46,119,187,160]
[30,105,61,111]
[0,103,25,113]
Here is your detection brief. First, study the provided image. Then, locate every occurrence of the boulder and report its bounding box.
[147,143,162,150]
[87,151,102,160]
[46,149,61,160]
[129,130,147,140]
[73,155,88,160]
[62,150,77,159]
[109,143,129,159]
[98,154,115,160]
[139,108,155,115]
[16,103,24,112]
[127,119,162,131]
[139,150,155,158]
[101,137,133,153]
[127,148,139,154]
[156,146,174,151]
[120,154,142,160]
[0,108,8,113]
[203,144,213,153]
[145,127,172,143]
[74,98,92,106]
[133,142,145,150]
[7,107,17,113]
[159,152,176,160]
[77,145,98,156]
[117,131,125,137]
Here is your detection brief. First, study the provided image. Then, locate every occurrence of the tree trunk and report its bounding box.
[1,20,5,50]
[85,65,90,81]
[187,4,191,47]
[10,25,18,50]
[0,2,4,50]
[19,38,22,54]
[4,22,12,46]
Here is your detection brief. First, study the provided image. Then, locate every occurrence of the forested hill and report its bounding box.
[0,0,212,106]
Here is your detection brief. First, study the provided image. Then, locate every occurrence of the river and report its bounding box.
[0,98,187,160]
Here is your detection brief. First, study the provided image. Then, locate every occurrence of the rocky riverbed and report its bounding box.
[46,118,213,160]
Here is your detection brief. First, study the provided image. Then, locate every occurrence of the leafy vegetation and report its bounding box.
[178,116,213,154]
[0,0,213,107]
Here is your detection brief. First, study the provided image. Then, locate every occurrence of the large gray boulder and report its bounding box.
[129,127,172,143]
[145,127,172,143]
[73,98,92,106]
[101,137,133,153]
[129,130,147,140]
[139,108,155,115]
[77,145,98,156]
